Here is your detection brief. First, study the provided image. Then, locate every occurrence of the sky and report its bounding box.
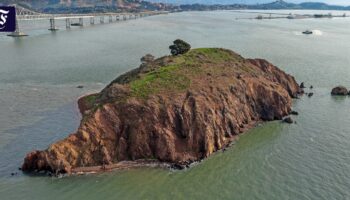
[149,0,350,6]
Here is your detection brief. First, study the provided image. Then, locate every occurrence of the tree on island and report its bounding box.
[169,39,191,56]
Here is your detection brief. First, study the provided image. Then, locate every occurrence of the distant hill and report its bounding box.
[149,0,349,7]
[1,0,135,9]
[177,1,350,12]
[1,0,350,13]
[250,0,301,9]
[178,0,350,10]
[248,0,349,10]
[0,0,168,13]
[298,2,348,10]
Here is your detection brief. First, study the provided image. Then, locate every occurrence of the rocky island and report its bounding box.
[22,46,301,175]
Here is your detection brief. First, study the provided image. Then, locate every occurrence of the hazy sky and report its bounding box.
[151,0,350,6]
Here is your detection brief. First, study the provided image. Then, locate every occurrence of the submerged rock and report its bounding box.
[300,82,306,88]
[170,163,186,170]
[290,110,299,115]
[331,86,348,96]
[22,48,301,175]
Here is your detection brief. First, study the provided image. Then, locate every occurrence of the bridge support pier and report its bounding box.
[7,16,28,37]
[48,18,59,31]
[100,16,104,24]
[90,17,95,25]
[66,18,71,29]
[116,15,119,21]
[123,15,127,20]
[79,18,84,26]
[109,15,112,23]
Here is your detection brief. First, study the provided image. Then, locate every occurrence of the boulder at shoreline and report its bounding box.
[331,86,348,96]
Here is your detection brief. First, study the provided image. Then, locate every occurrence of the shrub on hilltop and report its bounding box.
[169,39,191,56]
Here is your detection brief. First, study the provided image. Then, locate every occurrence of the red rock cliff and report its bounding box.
[22,48,301,174]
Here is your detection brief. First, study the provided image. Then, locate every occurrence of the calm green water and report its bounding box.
[1,10,350,200]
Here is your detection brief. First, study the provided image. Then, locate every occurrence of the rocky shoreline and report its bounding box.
[71,160,171,175]
[26,119,260,177]
[21,47,302,176]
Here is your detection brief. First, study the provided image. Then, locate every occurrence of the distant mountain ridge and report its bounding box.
[177,0,350,12]
[1,0,130,8]
[1,0,350,13]
[0,0,168,13]
[247,0,350,10]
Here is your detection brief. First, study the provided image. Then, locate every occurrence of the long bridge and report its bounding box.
[8,5,167,37]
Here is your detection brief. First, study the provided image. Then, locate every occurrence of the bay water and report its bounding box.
[0,10,350,199]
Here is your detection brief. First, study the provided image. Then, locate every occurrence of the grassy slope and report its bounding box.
[81,48,247,111]
[130,48,243,98]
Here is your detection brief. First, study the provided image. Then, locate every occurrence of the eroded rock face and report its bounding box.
[331,86,348,96]
[22,48,301,175]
